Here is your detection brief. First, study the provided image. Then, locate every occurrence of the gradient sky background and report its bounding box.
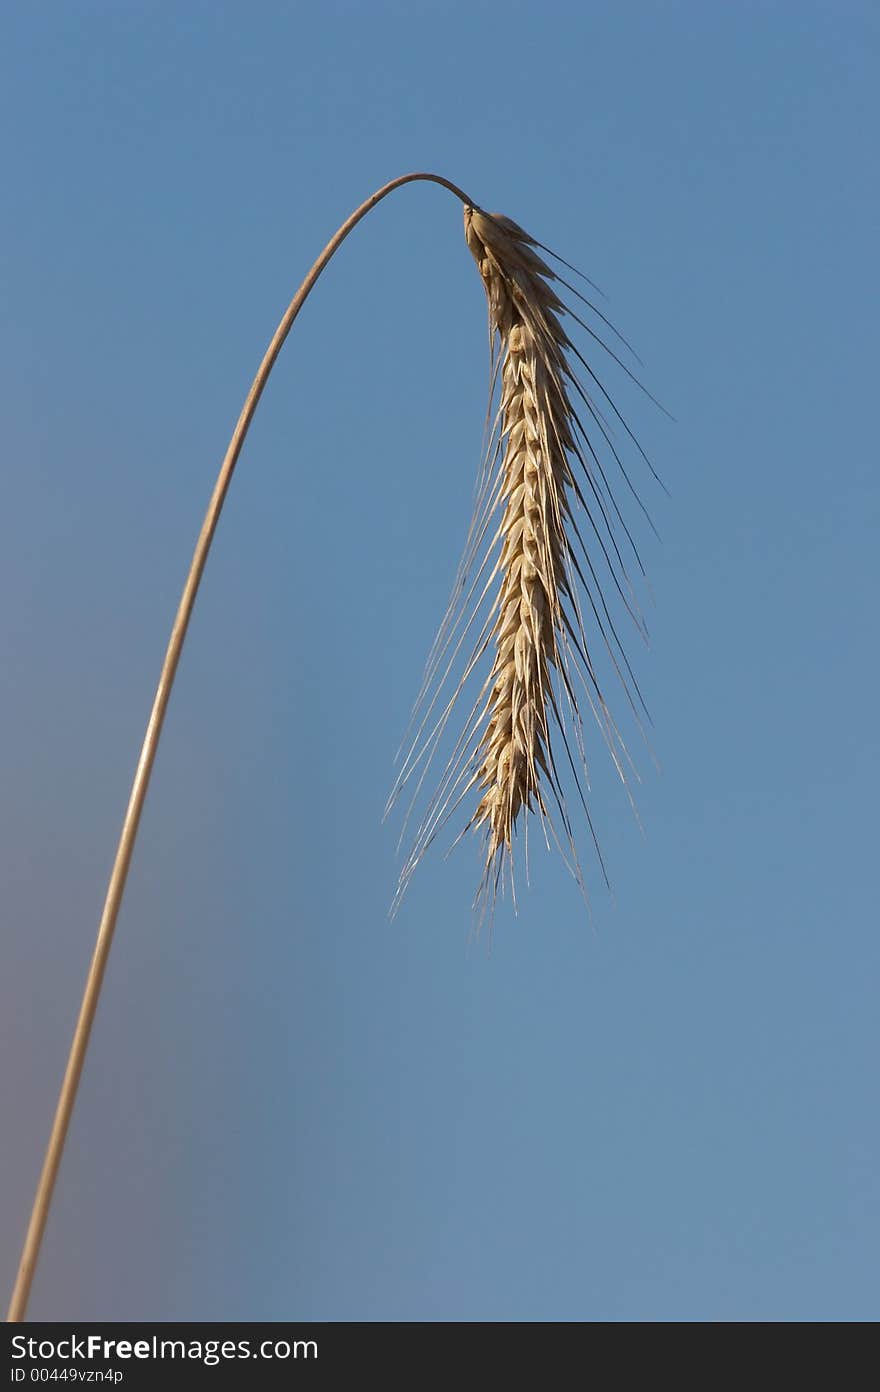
[2,1,878,1322]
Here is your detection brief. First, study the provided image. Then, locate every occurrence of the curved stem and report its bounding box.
[7,171,475,1323]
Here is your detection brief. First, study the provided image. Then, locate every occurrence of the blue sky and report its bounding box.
[2,1,878,1320]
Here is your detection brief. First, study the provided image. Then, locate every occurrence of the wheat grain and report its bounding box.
[390,205,660,917]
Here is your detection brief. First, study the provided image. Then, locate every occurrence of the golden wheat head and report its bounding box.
[389,203,662,919]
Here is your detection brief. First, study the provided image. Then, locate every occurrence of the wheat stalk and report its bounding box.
[8,174,660,1321]
[6,172,476,1322]
[390,206,660,916]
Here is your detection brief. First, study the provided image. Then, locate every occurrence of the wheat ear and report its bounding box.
[390,207,660,914]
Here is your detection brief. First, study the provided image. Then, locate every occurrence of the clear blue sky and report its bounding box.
[2,1,877,1321]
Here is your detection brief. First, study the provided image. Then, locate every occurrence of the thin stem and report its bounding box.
[7,171,475,1323]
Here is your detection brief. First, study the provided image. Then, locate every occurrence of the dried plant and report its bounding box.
[8,174,662,1321]
[390,206,662,917]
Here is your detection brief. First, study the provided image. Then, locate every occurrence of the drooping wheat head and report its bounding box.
[389,204,663,918]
